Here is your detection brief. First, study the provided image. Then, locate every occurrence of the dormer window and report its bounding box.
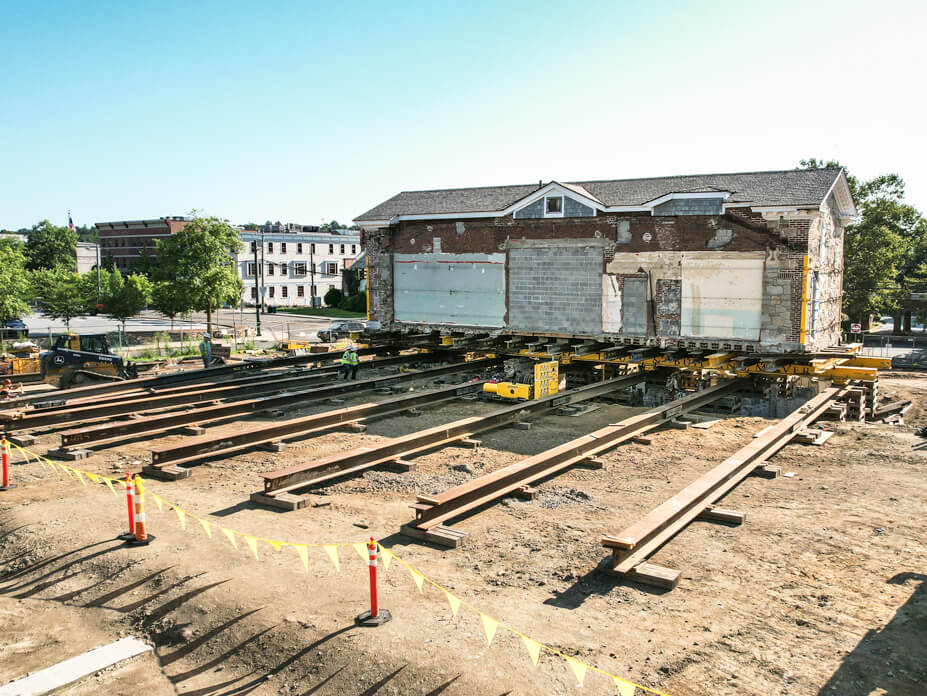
[545,196,563,217]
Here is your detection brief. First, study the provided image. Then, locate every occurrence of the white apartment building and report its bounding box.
[237,229,362,307]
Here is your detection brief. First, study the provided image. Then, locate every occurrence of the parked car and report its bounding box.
[0,319,29,339]
[316,321,366,343]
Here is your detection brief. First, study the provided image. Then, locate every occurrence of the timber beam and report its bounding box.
[598,385,844,589]
[56,357,502,451]
[142,378,492,479]
[251,372,650,510]
[400,379,742,547]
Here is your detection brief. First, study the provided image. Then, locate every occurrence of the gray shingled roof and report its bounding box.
[355,168,843,221]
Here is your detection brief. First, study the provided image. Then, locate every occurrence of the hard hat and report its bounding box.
[203,333,211,339]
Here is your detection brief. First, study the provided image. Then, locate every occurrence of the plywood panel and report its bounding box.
[681,257,763,340]
[393,253,505,326]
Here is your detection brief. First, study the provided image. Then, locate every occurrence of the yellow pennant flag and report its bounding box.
[75,470,88,487]
[293,545,309,572]
[407,567,424,593]
[522,636,542,666]
[151,495,163,512]
[198,517,213,537]
[613,678,636,696]
[352,542,368,562]
[173,507,187,529]
[324,545,340,572]
[102,477,117,495]
[243,536,259,560]
[565,657,587,686]
[443,589,461,618]
[221,527,238,549]
[480,613,499,646]
[379,547,393,571]
[59,464,73,477]
[269,540,283,552]
[86,472,100,484]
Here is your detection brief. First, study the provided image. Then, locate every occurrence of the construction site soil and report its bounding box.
[1,365,925,695]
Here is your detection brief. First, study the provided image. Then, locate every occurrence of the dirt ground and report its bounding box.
[1,365,925,695]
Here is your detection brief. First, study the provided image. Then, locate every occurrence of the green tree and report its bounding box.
[324,287,343,307]
[154,217,243,333]
[24,220,77,271]
[243,222,260,231]
[105,271,153,335]
[319,220,343,233]
[0,239,31,324]
[151,280,191,330]
[35,270,93,332]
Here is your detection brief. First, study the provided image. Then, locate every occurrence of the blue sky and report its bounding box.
[1,0,924,230]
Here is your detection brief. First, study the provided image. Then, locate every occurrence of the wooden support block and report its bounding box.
[385,459,415,472]
[141,465,191,481]
[750,464,781,479]
[47,448,92,461]
[6,433,36,447]
[180,425,206,436]
[342,422,367,433]
[697,507,745,525]
[261,441,287,453]
[513,485,537,500]
[597,557,680,589]
[795,429,834,446]
[631,436,652,445]
[249,491,308,511]
[575,457,605,470]
[512,421,533,430]
[458,438,481,449]
[400,523,468,548]
[668,418,691,430]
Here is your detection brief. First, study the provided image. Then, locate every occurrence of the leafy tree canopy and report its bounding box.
[0,240,31,322]
[24,220,77,271]
[34,270,93,332]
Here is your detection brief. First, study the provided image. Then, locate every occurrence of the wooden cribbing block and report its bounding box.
[512,421,533,430]
[631,436,652,445]
[697,507,745,525]
[6,433,36,447]
[180,425,206,436]
[261,441,287,453]
[342,422,367,433]
[458,438,481,449]
[249,491,308,511]
[385,459,415,472]
[400,523,468,548]
[141,465,191,481]
[48,448,92,461]
[575,457,605,469]
[513,485,537,500]
[750,464,781,479]
[597,558,680,589]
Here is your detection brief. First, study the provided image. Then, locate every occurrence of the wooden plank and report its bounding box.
[0,637,151,696]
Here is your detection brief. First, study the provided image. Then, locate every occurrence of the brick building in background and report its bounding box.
[354,168,856,353]
[95,216,190,270]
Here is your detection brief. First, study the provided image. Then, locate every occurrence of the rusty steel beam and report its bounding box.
[401,380,741,546]
[143,378,491,479]
[251,372,651,509]
[598,386,843,589]
[58,357,500,451]
[1,353,432,431]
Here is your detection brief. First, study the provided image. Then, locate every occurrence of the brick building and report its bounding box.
[354,168,856,352]
[95,217,190,270]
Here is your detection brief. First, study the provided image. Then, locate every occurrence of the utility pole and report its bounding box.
[252,238,262,336]
[309,241,316,309]
[259,229,266,313]
[95,243,102,298]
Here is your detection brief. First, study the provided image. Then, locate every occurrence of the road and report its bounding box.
[20,309,354,344]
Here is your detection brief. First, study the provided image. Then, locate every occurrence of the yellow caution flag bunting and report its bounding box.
[86,472,100,484]
[221,527,238,549]
[379,546,393,570]
[269,540,283,552]
[480,613,499,646]
[443,589,461,618]
[75,470,88,487]
[151,494,163,512]
[566,656,587,686]
[198,517,213,537]
[173,507,187,529]
[408,567,424,593]
[522,636,542,666]
[352,542,368,562]
[614,678,637,696]
[243,536,259,560]
[324,545,340,571]
[102,477,117,495]
[293,544,309,572]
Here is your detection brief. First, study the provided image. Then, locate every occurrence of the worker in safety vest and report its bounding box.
[340,345,360,380]
[199,333,212,369]
[1,378,23,399]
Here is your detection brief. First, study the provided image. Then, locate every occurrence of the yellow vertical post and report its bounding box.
[365,251,371,321]
[799,254,809,345]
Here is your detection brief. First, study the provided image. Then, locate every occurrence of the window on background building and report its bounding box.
[297,243,303,254]
[247,262,256,276]
[324,261,337,275]
[310,243,316,254]
[282,286,288,298]
[351,244,356,254]
[269,287,275,298]
[294,262,307,276]
[268,242,274,253]
[267,263,275,276]
[297,285,304,297]
[545,196,563,215]
[281,242,287,254]
[340,244,345,254]
[328,244,333,254]
[250,287,257,299]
